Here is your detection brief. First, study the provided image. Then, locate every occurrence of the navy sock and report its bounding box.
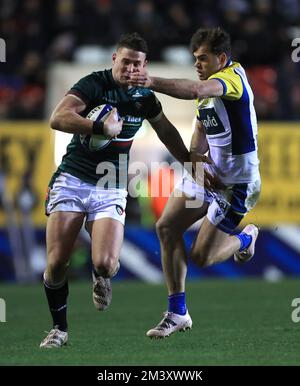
[168,292,187,315]
[44,280,69,332]
[236,232,252,252]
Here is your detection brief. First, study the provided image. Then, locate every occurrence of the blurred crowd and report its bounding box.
[0,0,300,120]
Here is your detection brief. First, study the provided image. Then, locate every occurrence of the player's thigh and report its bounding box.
[46,211,86,265]
[89,218,124,265]
[158,188,208,234]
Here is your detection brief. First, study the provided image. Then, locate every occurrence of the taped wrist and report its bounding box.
[92,121,104,135]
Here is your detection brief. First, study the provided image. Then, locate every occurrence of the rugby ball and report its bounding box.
[84,104,114,151]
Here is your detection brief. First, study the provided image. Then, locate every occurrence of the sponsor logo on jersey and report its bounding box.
[203,115,218,128]
[199,108,226,135]
[121,115,142,123]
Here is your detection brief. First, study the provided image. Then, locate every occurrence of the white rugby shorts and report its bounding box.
[45,172,128,225]
[175,175,261,233]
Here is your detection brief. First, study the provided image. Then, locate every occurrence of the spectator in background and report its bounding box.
[0,0,299,120]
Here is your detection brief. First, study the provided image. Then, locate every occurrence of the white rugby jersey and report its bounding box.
[197,61,260,184]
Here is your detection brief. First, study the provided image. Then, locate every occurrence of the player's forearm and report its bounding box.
[157,128,189,165]
[50,109,93,135]
[190,126,209,155]
[150,77,200,100]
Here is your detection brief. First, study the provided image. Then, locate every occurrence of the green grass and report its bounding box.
[0,279,300,365]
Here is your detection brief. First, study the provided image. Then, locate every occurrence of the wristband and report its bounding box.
[92,121,104,135]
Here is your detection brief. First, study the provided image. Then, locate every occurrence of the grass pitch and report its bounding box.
[0,279,300,365]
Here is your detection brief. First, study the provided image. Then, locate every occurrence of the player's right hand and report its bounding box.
[128,69,152,88]
[203,168,226,192]
[103,108,123,138]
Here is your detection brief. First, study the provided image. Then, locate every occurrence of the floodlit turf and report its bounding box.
[0,279,300,365]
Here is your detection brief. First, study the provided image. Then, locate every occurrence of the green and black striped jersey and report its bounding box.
[56,69,162,188]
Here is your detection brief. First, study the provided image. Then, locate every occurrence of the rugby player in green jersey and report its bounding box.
[40,33,191,348]
[129,27,261,338]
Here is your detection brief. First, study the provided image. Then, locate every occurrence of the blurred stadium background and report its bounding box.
[1,0,300,366]
[1,0,300,283]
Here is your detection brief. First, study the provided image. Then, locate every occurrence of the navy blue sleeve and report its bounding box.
[67,73,103,105]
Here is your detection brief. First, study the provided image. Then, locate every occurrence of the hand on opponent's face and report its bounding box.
[127,68,152,88]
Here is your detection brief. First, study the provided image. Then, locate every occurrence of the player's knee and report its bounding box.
[47,247,70,269]
[156,219,178,243]
[156,220,167,241]
[45,260,69,284]
[94,257,118,278]
[190,247,211,268]
[47,257,69,273]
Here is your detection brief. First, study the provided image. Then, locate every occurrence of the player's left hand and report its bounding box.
[190,152,226,191]
[103,108,123,138]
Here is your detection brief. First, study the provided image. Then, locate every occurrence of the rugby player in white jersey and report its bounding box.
[129,27,261,338]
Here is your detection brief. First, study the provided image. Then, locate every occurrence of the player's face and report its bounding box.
[193,44,227,80]
[112,47,147,86]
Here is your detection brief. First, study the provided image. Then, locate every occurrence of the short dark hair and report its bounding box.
[190,27,231,56]
[117,32,148,55]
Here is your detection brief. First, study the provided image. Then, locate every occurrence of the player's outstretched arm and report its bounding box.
[130,71,223,100]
